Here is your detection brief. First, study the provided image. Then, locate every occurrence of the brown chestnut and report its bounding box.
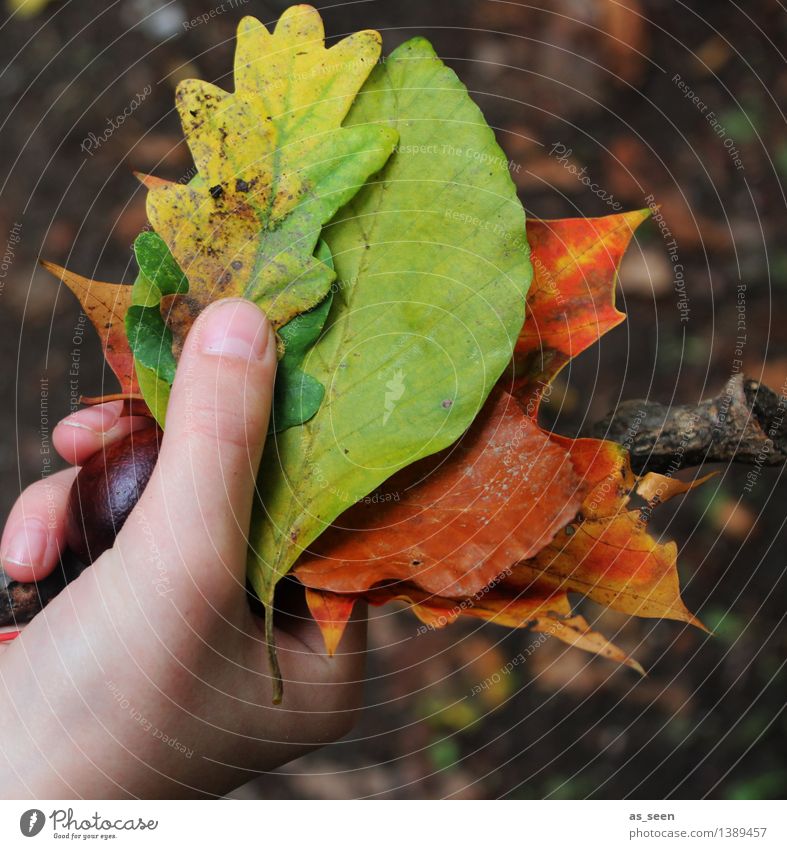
[65,425,161,563]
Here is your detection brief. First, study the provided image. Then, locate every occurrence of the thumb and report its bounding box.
[119,298,277,593]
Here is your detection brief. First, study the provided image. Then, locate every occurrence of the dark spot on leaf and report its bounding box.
[442,398,453,409]
[231,260,243,270]
[411,560,422,567]
[235,178,250,193]
[565,525,575,536]
[209,185,223,199]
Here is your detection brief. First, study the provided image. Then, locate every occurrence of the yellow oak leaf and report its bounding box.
[145,7,398,354]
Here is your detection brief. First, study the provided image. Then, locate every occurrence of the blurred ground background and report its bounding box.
[0,0,785,799]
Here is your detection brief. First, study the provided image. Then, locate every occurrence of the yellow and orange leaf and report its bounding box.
[41,261,140,398]
[637,470,718,505]
[531,614,645,675]
[508,434,712,625]
[313,446,710,650]
[304,588,357,657]
[305,577,572,655]
[514,210,649,411]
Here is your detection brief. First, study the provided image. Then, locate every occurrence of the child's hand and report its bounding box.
[0,299,365,799]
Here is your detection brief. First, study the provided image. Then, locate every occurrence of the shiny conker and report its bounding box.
[65,425,161,563]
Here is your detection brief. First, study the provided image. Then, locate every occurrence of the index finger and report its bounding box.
[53,401,154,466]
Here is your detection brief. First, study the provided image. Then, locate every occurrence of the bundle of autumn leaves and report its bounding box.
[42,7,708,679]
[48,212,708,675]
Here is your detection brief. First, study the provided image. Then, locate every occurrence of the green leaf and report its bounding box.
[270,299,331,433]
[129,233,335,432]
[270,241,334,433]
[248,37,532,687]
[134,230,188,298]
[127,305,176,384]
[126,231,186,390]
[127,231,185,426]
[135,361,171,427]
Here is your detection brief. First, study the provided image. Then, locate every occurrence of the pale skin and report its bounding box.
[0,299,366,798]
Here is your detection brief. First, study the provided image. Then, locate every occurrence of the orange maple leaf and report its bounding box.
[513,210,648,411]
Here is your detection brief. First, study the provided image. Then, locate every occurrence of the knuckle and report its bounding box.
[182,388,267,454]
[186,397,252,451]
[16,471,72,517]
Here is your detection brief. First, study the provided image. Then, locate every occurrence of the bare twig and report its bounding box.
[588,374,787,474]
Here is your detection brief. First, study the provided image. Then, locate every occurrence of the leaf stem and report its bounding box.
[265,604,283,705]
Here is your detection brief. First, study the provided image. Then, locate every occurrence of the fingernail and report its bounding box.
[1,518,49,569]
[60,400,123,434]
[200,299,271,360]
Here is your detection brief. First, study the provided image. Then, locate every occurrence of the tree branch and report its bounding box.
[588,373,787,474]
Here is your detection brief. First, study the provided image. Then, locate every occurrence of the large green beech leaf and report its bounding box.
[248,37,532,697]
